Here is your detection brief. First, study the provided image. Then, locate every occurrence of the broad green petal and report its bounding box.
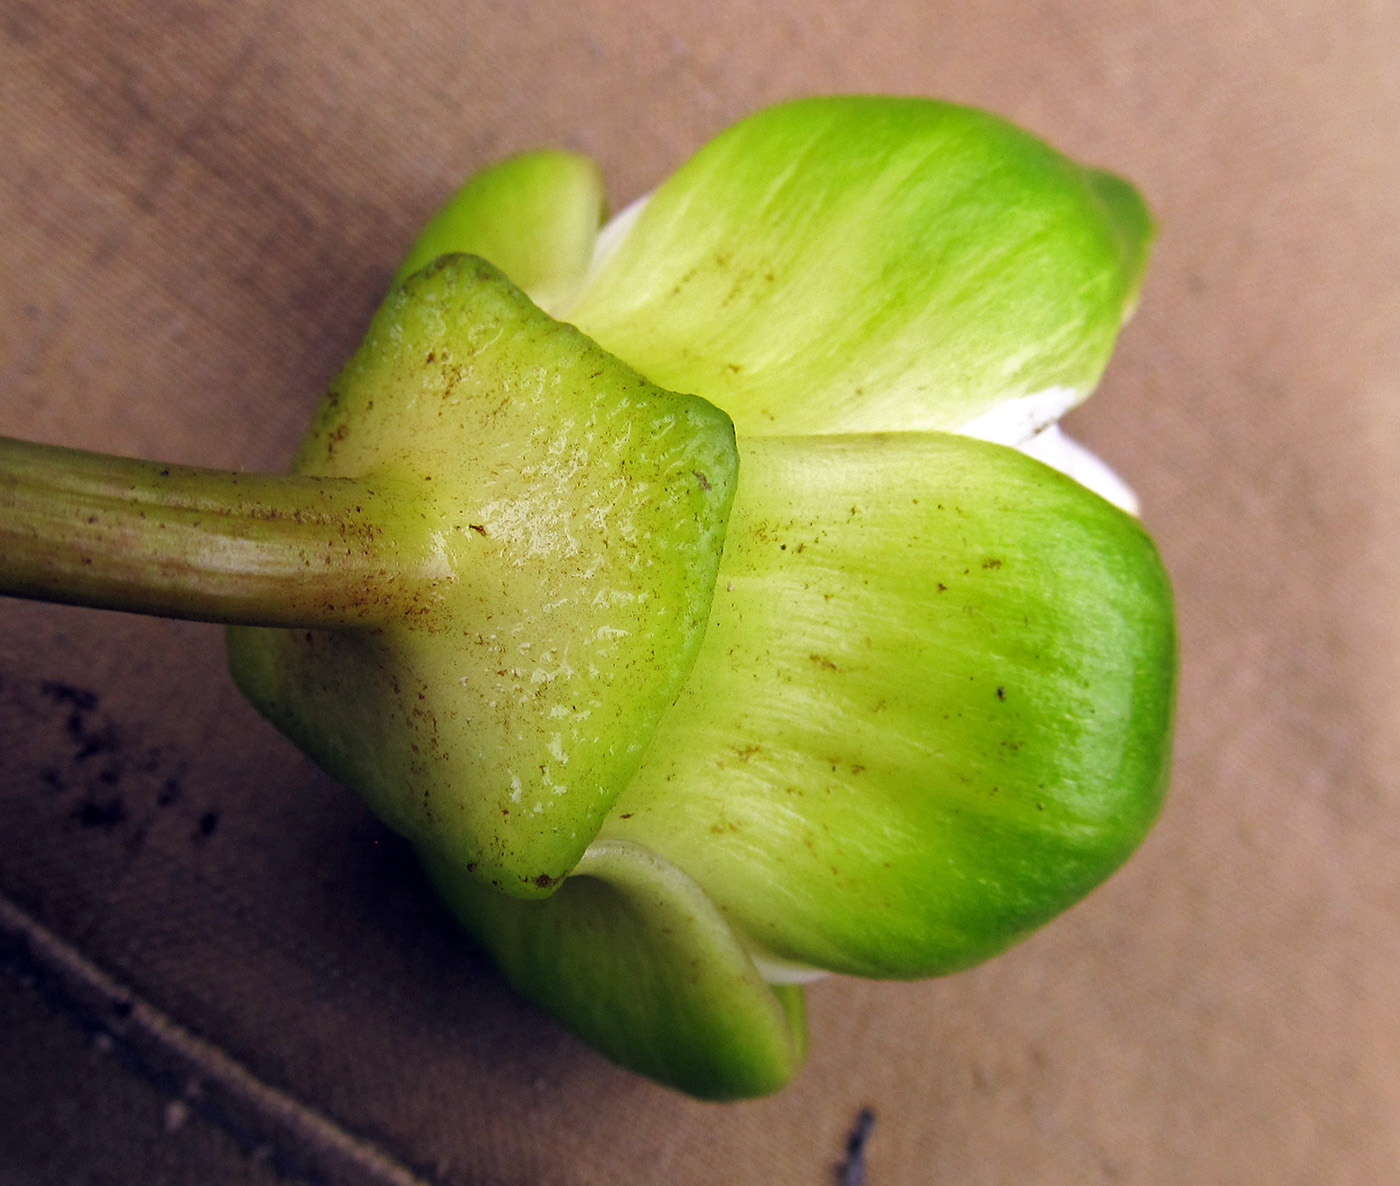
[228,256,737,897]
[421,838,807,1100]
[602,433,1175,977]
[393,150,606,315]
[567,96,1153,435]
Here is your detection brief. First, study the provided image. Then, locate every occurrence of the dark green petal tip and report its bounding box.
[422,838,808,1100]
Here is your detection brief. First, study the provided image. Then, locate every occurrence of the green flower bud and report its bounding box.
[285,96,1172,1099]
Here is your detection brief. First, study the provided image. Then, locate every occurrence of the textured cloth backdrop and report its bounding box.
[2,2,1399,1183]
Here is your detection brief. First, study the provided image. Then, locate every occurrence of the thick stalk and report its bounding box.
[0,436,448,629]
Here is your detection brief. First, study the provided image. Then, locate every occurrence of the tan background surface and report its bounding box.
[3,2,1399,1182]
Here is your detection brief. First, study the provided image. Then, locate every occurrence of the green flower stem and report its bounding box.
[0,435,447,628]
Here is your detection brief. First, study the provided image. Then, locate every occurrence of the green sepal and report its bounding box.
[602,432,1176,977]
[393,150,606,315]
[421,838,807,1100]
[567,96,1153,435]
[228,255,738,897]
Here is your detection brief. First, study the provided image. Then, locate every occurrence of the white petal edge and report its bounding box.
[747,947,831,985]
[954,385,1082,446]
[1018,424,1140,515]
[957,388,1140,515]
[570,191,653,308]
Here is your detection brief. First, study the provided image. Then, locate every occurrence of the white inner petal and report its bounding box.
[747,947,831,986]
[956,387,1139,515]
[571,191,653,305]
[954,385,1082,446]
[1017,424,1141,515]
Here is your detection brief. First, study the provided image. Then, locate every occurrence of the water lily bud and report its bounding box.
[368,97,1175,1098]
[0,91,1174,1100]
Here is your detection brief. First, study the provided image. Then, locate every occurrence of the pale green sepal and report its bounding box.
[393,150,606,315]
[603,432,1175,977]
[420,838,807,1100]
[228,256,738,898]
[566,96,1154,436]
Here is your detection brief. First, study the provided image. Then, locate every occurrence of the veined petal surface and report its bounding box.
[601,432,1175,977]
[567,96,1153,436]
